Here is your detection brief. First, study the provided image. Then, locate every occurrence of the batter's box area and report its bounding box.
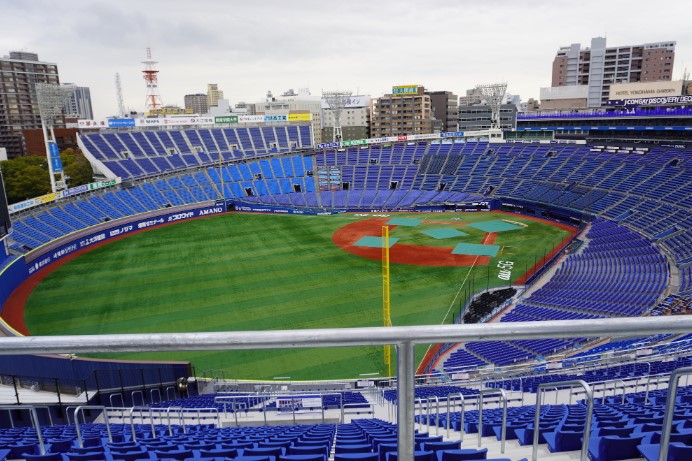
[353,236,400,248]
[452,242,501,257]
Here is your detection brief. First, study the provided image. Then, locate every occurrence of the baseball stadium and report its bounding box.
[1,109,692,461]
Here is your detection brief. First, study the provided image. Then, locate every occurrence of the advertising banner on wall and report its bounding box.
[214,115,239,124]
[606,95,692,106]
[48,142,63,173]
[608,80,683,101]
[24,204,227,274]
[79,114,312,129]
[264,114,288,122]
[77,119,109,128]
[392,85,419,95]
[238,115,265,124]
[107,118,136,128]
[288,113,312,122]
[321,95,372,109]
[9,178,122,214]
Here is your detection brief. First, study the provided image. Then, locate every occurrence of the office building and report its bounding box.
[184,93,209,114]
[425,90,458,132]
[63,85,93,120]
[207,84,224,108]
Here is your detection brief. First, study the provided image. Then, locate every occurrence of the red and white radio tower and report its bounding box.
[142,47,162,112]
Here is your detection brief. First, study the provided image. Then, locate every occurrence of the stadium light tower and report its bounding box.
[475,83,508,130]
[322,90,352,142]
[36,83,76,193]
[142,47,163,113]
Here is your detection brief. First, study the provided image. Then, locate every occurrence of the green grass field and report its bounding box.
[24,211,571,380]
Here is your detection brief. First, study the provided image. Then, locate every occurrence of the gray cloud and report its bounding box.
[1,0,690,118]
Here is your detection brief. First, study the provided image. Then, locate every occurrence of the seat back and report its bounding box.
[669,442,692,461]
[333,453,378,461]
[440,448,489,461]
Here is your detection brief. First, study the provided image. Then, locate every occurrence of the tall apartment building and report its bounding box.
[370,85,433,137]
[63,85,93,120]
[184,93,209,114]
[425,90,458,132]
[552,37,675,107]
[207,84,224,108]
[0,51,61,158]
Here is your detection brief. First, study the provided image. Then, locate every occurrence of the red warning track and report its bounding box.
[332,217,496,267]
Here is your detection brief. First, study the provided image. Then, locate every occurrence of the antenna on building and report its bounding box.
[142,47,162,113]
[322,90,352,142]
[115,72,126,117]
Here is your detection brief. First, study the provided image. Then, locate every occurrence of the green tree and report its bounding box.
[61,148,94,186]
[0,156,51,204]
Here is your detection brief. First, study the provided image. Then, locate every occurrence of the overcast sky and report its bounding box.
[2,0,691,119]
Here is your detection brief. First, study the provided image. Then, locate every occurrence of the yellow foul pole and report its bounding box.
[382,226,392,377]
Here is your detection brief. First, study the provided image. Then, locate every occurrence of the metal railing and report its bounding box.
[1,316,691,461]
[74,405,112,447]
[659,366,692,461]
[478,389,507,453]
[0,405,46,454]
[533,380,593,461]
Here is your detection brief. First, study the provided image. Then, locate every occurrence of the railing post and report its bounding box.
[74,405,111,448]
[93,371,102,405]
[416,398,423,433]
[12,376,20,405]
[397,341,415,461]
[533,380,592,461]
[478,389,507,453]
[659,366,692,461]
[458,393,465,442]
[445,396,451,439]
[433,396,440,436]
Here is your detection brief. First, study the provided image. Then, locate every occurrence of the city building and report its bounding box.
[184,93,209,114]
[0,51,61,158]
[22,128,80,157]
[251,89,322,144]
[457,90,519,131]
[321,95,371,142]
[425,90,458,132]
[539,86,589,110]
[207,84,224,108]
[370,85,433,138]
[551,37,676,107]
[63,85,93,120]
